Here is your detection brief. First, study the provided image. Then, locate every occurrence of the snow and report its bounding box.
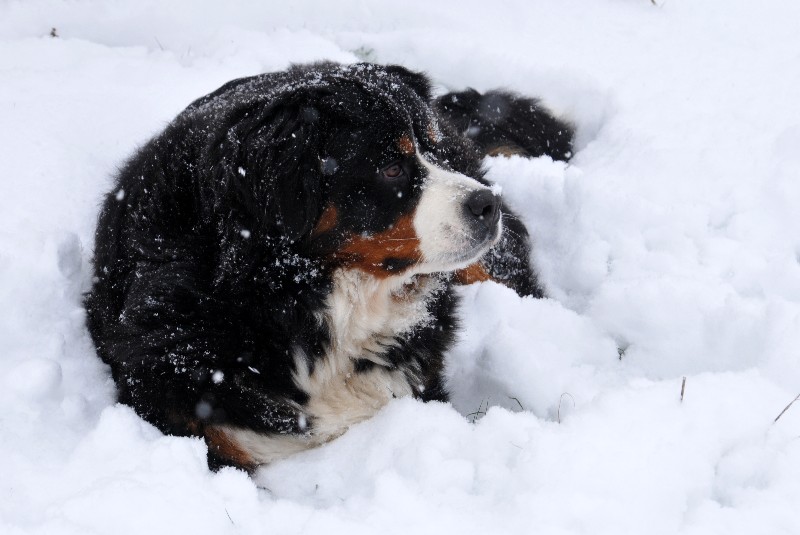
[2,1,799,533]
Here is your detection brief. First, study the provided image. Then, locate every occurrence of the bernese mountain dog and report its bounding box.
[85,62,573,471]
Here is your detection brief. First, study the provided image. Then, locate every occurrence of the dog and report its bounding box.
[85,62,573,471]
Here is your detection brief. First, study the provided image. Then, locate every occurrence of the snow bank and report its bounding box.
[1,1,799,533]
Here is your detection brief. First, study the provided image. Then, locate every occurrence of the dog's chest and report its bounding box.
[220,270,441,466]
[295,269,438,437]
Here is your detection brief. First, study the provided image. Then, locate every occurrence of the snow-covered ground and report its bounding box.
[2,1,799,533]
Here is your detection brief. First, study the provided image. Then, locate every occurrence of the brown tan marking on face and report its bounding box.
[453,262,493,285]
[312,204,338,236]
[397,134,415,156]
[335,213,422,278]
[204,426,256,471]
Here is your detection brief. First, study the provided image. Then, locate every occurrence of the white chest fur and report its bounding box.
[219,269,441,465]
[295,269,439,436]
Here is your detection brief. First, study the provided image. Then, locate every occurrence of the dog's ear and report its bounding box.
[384,65,433,102]
[210,90,327,242]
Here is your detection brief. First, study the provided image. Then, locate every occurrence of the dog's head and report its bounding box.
[211,62,501,278]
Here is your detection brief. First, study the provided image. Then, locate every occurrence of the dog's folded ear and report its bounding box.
[384,64,433,102]
[208,90,328,242]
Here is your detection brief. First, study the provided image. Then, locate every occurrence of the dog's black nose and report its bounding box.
[464,189,500,230]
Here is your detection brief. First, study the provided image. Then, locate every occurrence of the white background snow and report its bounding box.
[1,1,799,533]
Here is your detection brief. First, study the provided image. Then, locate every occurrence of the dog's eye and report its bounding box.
[382,163,404,179]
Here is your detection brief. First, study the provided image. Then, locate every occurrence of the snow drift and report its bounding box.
[1,1,799,533]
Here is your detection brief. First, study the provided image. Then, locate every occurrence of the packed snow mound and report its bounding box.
[2,1,799,534]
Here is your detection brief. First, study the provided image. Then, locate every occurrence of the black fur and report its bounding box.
[435,88,574,161]
[85,62,573,470]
